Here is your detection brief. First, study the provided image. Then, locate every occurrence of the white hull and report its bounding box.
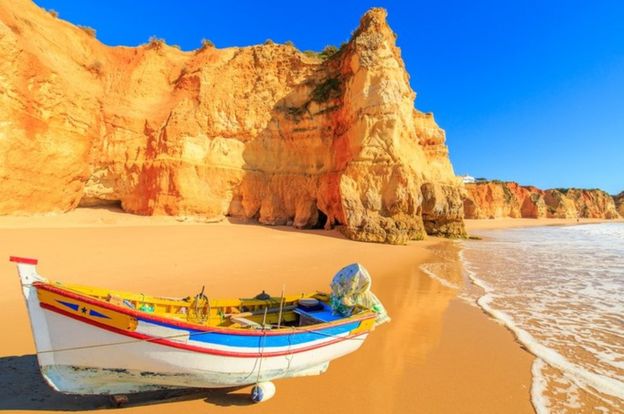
[38,308,364,393]
[13,258,370,395]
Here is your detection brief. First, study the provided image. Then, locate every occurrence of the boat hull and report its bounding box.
[12,257,373,394]
[38,305,365,393]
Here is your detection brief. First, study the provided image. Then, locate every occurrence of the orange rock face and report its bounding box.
[464,182,620,220]
[0,2,466,243]
[614,192,624,217]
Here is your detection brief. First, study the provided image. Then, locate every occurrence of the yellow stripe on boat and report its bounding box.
[350,316,375,335]
[37,288,138,331]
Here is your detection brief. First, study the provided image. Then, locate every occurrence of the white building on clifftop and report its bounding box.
[459,175,476,184]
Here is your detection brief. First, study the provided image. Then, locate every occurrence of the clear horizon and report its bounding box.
[34,0,624,194]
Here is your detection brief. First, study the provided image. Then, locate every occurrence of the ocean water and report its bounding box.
[461,223,624,413]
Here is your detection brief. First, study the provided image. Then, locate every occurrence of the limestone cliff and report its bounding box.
[613,192,624,217]
[0,1,465,243]
[464,182,620,219]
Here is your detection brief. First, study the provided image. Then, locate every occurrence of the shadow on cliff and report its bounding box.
[76,200,124,213]
[227,62,350,242]
[0,355,252,411]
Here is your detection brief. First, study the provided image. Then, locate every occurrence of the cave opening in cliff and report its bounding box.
[78,198,123,211]
[312,209,328,229]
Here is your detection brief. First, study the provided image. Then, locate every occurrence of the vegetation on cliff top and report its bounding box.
[303,44,344,61]
[284,77,343,120]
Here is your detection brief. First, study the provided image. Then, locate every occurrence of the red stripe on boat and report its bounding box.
[34,282,375,336]
[9,256,38,265]
[39,302,367,358]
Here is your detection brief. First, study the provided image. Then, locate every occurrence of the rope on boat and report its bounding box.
[254,307,269,385]
[36,331,197,354]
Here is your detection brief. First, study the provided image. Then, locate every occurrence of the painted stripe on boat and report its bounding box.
[39,302,368,358]
[137,318,359,348]
[89,309,111,319]
[9,256,38,265]
[136,320,352,354]
[34,282,375,336]
[56,300,79,311]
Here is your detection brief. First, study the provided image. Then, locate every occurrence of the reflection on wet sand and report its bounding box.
[360,243,464,413]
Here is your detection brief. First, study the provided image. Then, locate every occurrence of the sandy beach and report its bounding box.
[0,208,548,413]
[1,0,621,412]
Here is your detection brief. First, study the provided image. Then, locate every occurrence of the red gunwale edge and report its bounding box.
[34,282,376,337]
[39,302,368,358]
[9,256,38,265]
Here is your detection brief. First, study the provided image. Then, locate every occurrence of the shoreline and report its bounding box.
[465,217,622,232]
[461,222,624,412]
[0,210,560,413]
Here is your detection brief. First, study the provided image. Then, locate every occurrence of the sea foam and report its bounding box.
[461,223,624,413]
[419,263,460,290]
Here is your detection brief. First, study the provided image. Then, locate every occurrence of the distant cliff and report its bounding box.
[0,1,466,243]
[614,192,624,217]
[463,182,621,220]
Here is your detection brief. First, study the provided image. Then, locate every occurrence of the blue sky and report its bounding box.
[34,1,624,193]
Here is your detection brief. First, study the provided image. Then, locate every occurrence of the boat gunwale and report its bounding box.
[34,281,376,337]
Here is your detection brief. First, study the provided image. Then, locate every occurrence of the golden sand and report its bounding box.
[0,209,534,413]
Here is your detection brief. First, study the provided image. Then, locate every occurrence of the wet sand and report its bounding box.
[0,209,533,413]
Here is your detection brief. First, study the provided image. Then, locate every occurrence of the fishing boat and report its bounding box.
[11,256,389,402]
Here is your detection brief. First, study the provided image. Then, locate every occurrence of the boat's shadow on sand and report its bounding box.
[0,355,252,410]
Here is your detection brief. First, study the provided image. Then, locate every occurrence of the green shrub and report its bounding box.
[302,45,340,61]
[201,38,215,48]
[319,45,339,60]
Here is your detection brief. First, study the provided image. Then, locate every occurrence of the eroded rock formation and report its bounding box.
[0,1,466,243]
[463,182,621,220]
[613,192,624,218]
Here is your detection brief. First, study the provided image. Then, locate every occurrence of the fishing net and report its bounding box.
[329,263,390,326]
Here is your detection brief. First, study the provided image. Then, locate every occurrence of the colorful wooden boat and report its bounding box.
[12,256,388,402]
